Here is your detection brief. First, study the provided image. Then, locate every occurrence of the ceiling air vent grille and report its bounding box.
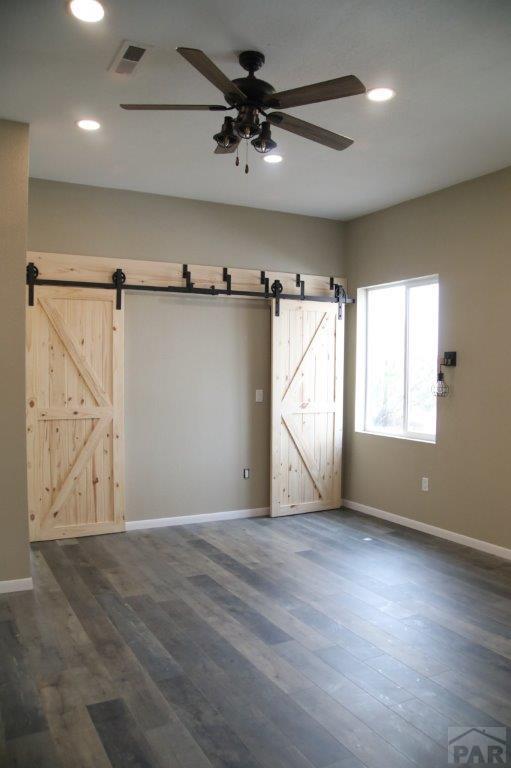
[109,40,149,76]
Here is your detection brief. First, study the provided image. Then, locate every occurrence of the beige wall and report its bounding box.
[0,120,30,581]
[344,166,511,548]
[126,295,270,519]
[28,179,344,276]
[28,179,344,520]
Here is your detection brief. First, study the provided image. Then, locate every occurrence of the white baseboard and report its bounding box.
[342,499,511,561]
[126,507,269,531]
[0,577,33,594]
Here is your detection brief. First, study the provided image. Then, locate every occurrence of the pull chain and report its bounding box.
[245,140,249,174]
[235,143,239,167]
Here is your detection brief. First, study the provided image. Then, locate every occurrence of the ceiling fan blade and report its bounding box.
[264,75,365,109]
[177,47,246,104]
[267,112,353,150]
[120,104,228,111]
[214,138,240,154]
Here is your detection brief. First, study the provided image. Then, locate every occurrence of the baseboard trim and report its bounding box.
[342,499,511,561]
[126,507,269,531]
[0,577,33,595]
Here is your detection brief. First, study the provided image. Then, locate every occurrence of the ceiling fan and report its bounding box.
[121,48,366,170]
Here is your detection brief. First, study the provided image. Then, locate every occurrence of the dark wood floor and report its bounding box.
[2,509,511,768]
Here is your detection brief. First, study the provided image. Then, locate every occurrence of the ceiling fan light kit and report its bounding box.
[121,47,374,172]
[213,117,238,149]
[251,121,277,154]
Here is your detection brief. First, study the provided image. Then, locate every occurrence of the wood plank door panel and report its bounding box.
[271,300,343,517]
[26,286,125,541]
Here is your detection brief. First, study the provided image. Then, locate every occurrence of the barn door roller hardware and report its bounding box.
[113,268,126,310]
[26,262,39,306]
[330,276,354,318]
[26,262,354,316]
[271,280,283,316]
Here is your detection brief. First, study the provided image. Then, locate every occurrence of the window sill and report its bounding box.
[354,429,436,446]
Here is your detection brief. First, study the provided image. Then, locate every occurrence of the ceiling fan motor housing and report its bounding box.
[231,76,275,104]
[225,50,276,107]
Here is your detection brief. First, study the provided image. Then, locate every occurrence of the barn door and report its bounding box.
[271,300,343,517]
[26,286,125,541]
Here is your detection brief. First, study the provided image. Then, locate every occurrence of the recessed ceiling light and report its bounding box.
[367,87,396,103]
[69,0,105,22]
[264,154,283,164]
[77,119,101,131]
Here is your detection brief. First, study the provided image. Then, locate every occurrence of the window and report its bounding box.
[355,275,439,442]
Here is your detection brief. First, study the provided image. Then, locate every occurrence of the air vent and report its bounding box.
[109,40,150,76]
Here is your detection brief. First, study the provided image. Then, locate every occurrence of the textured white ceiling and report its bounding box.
[1,0,510,219]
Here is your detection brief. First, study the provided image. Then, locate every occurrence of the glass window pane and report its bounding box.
[365,285,405,434]
[407,282,438,436]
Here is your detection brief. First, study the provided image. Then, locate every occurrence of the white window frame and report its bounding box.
[355,274,439,444]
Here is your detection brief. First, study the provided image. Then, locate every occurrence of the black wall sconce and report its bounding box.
[433,351,457,397]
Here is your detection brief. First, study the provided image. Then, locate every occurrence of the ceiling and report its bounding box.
[1,0,510,219]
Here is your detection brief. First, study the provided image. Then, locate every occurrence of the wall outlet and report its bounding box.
[243,468,250,479]
[255,389,264,403]
[421,477,429,492]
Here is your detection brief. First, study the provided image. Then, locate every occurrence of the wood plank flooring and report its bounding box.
[2,508,511,767]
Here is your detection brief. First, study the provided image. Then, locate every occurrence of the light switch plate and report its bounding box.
[421,477,429,492]
[255,389,264,403]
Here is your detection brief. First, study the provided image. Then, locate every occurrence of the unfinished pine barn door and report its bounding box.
[26,286,125,541]
[271,300,343,516]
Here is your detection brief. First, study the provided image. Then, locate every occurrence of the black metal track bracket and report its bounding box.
[26,262,39,306]
[182,264,194,291]
[223,267,232,295]
[271,279,283,316]
[260,270,270,298]
[296,273,305,300]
